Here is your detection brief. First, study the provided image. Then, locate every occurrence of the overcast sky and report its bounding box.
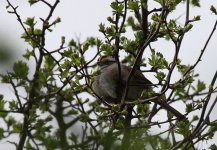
[0,0,217,149]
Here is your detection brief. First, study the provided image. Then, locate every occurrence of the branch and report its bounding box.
[0,110,21,114]
[121,8,166,104]
[193,71,217,133]
[185,0,190,24]
[5,0,60,149]
[184,20,217,76]
[148,8,162,14]
[8,73,23,112]
[171,71,217,150]
[39,0,52,8]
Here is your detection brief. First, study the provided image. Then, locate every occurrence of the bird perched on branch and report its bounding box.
[92,56,185,120]
[92,56,153,104]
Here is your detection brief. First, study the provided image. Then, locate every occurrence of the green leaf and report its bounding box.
[174,83,187,99]
[33,28,42,36]
[208,122,217,138]
[0,112,8,118]
[175,120,191,137]
[9,100,18,110]
[115,118,124,129]
[61,36,65,45]
[209,144,217,150]
[165,0,182,10]
[110,2,118,10]
[196,80,206,92]
[95,105,105,113]
[45,116,53,122]
[154,0,163,5]
[43,136,59,149]
[86,37,97,46]
[127,16,137,30]
[122,39,138,54]
[111,2,124,15]
[106,26,116,37]
[80,113,90,122]
[112,104,120,112]
[184,24,193,33]
[155,71,166,81]
[26,141,35,150]
[12,123,22,133]
[21,31,39,48]
[99,23,105,32]
[191,0,200,7]
[210,5,217,15]
[24,17,35,27]
[0,95,6,117]
[151,13,161,22]
[194,15,201,21]
[66,109,78,115]
[28,0,38,6]
[69,133,78,143]
[13,61,29,79]
[83,43,89,52]
[136,104,149,115]
[148,52,168,70]
[183,75,194,84]
[177,64,189,75]
[101,44,114,55]
[128,1,139,10]
[186,103,193,113]
[38,70,50,87]
[68,39,77,47]
[44,55,55,69]
[54,17,61,24]
[72,54,83,66]
[23,49,34,60]
[0,74,10,83]
[61,69,69,79]
[191,115,199,122]
[7,116,16,126]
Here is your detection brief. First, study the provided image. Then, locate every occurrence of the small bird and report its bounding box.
[92,56,186,120]
[92,56,153,104]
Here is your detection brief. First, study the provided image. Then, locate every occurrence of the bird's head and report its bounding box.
[97,56,116,68]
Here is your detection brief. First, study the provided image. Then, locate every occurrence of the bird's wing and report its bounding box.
[121,65,153,85]
[106,63,153,87]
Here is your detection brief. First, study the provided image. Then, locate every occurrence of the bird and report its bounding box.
[92,56,186,120]
[92,56,153,104]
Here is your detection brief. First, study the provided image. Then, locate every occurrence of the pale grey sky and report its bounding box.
[0,0,217,149]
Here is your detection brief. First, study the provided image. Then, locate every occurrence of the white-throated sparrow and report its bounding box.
[92,56,186,120]
[92,56,153,103]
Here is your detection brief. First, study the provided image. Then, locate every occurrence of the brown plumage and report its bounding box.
[92,56,152,103]
[92,56,186,120]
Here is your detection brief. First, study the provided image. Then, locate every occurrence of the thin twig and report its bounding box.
[184,20,217,76]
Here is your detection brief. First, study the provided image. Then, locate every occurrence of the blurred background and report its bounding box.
[0,0,217,149]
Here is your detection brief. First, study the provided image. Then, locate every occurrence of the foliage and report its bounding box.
[0,0,217,149]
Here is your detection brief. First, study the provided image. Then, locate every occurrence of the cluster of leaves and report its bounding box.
[0,0,217,150]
